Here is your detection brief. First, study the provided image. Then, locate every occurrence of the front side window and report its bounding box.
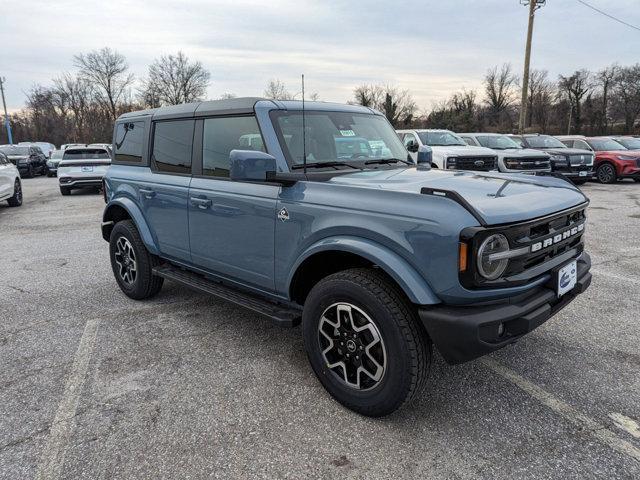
[114,121,145,163]
[403,134,418,147]
[152,120,194,174]
[272,111,406,168]
[617,137,640,149]
[202,116,264,177]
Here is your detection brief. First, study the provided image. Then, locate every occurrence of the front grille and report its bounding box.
[451,156,496,171]
[504,156,551,170]
[460,205,587,288]
[568,154,593,166]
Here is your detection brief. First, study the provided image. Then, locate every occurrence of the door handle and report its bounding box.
[139,188,156,199]
[190,196,212,209]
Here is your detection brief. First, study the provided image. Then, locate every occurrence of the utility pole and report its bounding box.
[0,77,13,144]
[518,0,546,134]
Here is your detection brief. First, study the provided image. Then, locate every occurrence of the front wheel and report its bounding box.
[634,178,640,183]
[109,220,164,300]
[302,268,431,417]
[7,179,22,207]
[60,186,71,196]
[596,163,617,184]
[573,179,588,186]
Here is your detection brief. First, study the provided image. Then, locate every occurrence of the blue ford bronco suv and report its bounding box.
[102,98,591,416]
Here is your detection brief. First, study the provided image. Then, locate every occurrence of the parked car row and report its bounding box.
[395,129,640,185]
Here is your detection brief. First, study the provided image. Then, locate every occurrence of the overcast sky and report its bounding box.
[1,0,639,112]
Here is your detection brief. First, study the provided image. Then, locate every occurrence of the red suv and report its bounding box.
[557,136,640,184]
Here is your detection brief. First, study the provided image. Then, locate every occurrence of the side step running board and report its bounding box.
[153,265,302,327]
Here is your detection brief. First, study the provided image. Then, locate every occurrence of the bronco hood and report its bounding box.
[327,168,588,226]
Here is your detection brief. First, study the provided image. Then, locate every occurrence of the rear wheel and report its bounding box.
[596,163,617,184]
[7,179,22,207]
[60,186,71,196]
[109,220,164,300]
[302,268,431,417]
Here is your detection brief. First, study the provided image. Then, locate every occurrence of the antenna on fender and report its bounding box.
[302,74,307,176]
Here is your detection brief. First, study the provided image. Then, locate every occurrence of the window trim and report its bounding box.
[150,118,196,176]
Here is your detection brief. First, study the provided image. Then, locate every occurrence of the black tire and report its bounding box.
[634,178,640,183]
[573,179,588,186]
[302,268,431,417]
[7,179,22,207]
[596,163,617,184]
[60,186,71,196]
[109,219,164,300]
[26,165,34,178]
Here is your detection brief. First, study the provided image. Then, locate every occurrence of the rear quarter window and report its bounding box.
[114,121,145,163]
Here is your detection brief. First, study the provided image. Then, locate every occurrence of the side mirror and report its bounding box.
[229,150,277,182]
[406,141,419,153]
[416,145,432,170]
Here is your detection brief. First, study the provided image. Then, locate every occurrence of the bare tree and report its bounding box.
[352,84,416,126]
[484,63,517,126]
[219,92,237,100]
[140,52,211,107]
[74,47,134,120]
[526,70,555,132]
[264,79,292,100]
[53,73,94,141]
[596,65,619,133]
[612,64,640,134]
[558,70,592,134]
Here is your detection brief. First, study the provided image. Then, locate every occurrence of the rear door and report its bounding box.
[139,119,194,262]
[188,115,278,291]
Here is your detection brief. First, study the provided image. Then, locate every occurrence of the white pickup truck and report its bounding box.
[397,129,498,171]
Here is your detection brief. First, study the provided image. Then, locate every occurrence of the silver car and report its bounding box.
[58,146,112,195]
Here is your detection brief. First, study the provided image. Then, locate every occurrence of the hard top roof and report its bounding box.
[117,97,377,121]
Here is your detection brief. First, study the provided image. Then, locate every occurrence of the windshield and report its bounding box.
[417,131,466,147]
[476,135,521,150]
[271,111,406,167]
[524,135,567,149]
[51,150,64,159]
[614,138,640,150]
[0,146,30,156]
[62,149,111,160]
[588,138,626,151]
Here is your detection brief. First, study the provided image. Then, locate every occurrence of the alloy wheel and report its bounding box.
[318,303,387,390]
[598,164,615,183]
[114,236,137,285]
[14,180,22,203]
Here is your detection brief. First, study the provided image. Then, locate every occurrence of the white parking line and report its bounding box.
[610,413,640,439]
[34,318,100,480]
[481,357,640,463]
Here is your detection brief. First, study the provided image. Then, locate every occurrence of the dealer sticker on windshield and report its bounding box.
[557,260,577,297]
[339,130,356,137]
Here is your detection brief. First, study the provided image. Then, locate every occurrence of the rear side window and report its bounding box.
[202,116,264,177]
[152,120,194,174]
[114,121,145,163]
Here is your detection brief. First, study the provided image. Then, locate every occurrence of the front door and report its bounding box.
[188,115,277,291]
[0,155,11,198]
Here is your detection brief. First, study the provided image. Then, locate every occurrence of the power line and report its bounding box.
[576,0,640,33]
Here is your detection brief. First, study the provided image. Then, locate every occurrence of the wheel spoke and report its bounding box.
[317,302,386,391]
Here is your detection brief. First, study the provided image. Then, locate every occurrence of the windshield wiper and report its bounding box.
[365,157,413,166]
[291,161,360,170]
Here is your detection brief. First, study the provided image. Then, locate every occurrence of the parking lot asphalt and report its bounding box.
[1,176,639,480]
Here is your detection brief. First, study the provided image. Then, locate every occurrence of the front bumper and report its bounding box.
[419,253,591,364]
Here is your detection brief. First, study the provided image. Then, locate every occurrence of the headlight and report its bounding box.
[617,155,637,161]
[477,234,510,280]
[446,157,457,169]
